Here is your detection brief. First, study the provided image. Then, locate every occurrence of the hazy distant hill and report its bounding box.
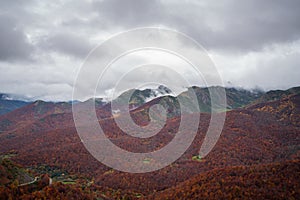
[0,94,29,115]
[178,86,264,113]
[250,86,300,105]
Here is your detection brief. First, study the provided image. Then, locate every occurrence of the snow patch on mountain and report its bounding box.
[144,85,173,103]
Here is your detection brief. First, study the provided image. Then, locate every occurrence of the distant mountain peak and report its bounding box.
[0,93,30,115]
[0,93,15,101]
[157,85,172,94]
[33,100,46,106]
[113,85,173,110]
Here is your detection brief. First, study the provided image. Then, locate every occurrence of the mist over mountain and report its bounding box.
[0,93,29,115]
[2,86,300,117]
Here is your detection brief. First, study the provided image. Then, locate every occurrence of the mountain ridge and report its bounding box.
[2,86,299,116]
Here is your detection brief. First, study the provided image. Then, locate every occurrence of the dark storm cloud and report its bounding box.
[189,0,300,51]
[93,0,300,51]
[0,14,34,61]
[3,0,300,60]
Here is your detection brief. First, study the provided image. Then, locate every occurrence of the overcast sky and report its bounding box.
[1,0,300,101]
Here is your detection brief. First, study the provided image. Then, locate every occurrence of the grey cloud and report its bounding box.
[212,41,300,91]
[195,0,300,51]
[39,33,94,58]
[1,0,300,100]
[0,61,78,101]
[0,15,34,61]
[91,0,300,52]
[0,0,34,17]
[92,0,164,27]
